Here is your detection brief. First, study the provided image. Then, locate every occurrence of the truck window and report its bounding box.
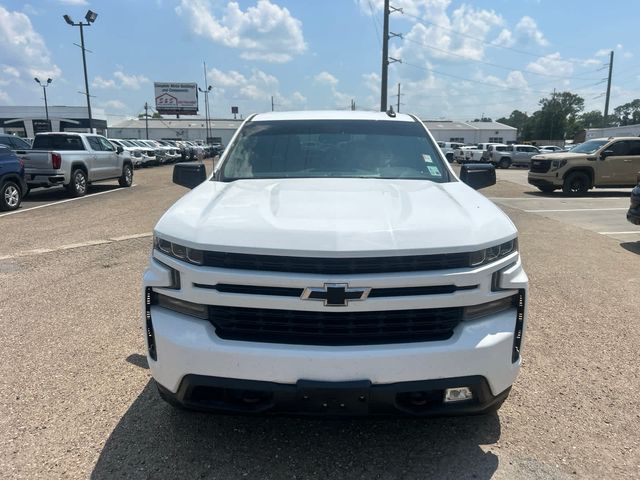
[86,136,103,151]
[98,137,115,152]
[32,135,85,151]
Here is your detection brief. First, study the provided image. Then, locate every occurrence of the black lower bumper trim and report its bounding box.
[527,177,556,188]
[156,375,511,417]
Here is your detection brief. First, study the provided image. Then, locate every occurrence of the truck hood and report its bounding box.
[155,178,517,256]
[532,152,589,161]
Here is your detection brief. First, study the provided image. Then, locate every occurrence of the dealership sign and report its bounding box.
[154,82,198,115]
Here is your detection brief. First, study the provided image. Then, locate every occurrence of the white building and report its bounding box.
[422,120,517,145]
[585,123,640,140]
[108,117,243,145]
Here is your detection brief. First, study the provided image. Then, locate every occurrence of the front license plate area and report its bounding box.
[296,379,371,414]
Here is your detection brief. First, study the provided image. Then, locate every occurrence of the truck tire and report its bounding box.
[445,153,454,162]
[0,180,22,211]
[118,163,133,187]
[498,157,511,169]
[66,168,88,197]
[562,171,590,196]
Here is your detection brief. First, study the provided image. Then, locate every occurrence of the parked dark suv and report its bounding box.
[0,145,27,211]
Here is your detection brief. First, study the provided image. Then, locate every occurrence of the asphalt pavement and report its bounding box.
[1,164,639,479]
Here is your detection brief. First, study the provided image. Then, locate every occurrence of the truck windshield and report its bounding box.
[570,140,608,154]
[220,120,449,182]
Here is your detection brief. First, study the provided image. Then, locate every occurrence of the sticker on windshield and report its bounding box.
[427,166,442,176]
[422,154,433,163]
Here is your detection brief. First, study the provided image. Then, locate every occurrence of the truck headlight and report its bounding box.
[551,159,567,170]
[469,238,517,267]
[154,235,204,265]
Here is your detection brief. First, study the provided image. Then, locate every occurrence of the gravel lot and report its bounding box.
[1,164,638,479]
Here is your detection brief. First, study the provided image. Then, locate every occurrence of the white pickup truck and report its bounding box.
[457,143,505,164]
[143,111,528,416]
[17,132,133,197]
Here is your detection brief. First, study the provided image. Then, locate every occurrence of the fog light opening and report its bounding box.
[444,387,473,403]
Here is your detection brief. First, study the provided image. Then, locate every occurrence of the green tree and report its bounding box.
[612,99,640,126]
[536,91,585,140]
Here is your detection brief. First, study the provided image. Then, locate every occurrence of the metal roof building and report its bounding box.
[107,117,243,144]
[422,120,517,144]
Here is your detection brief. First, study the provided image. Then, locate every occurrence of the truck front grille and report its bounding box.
[207,305,462,345]
[201,251,472,274]
[530,159,551,173]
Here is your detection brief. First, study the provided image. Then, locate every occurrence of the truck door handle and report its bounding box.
[623,159,632,162]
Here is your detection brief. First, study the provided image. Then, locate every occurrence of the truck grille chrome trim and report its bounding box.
[193,283,479,298]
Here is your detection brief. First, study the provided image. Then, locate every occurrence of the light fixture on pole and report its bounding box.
[34,77,52,121]
[63,10,98,133]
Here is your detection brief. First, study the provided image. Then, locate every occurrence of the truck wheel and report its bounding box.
[537,186,555,193]
[498,158,511,169]
[562,171,589,196]
[0,180,22,211]
[118,164,133,187]
[66,168,88,197]
[445,153,453,162]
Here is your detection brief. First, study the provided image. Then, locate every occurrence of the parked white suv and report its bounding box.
[143,111,528,416]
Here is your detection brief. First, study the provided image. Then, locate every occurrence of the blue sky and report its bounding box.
[1,0,639,123]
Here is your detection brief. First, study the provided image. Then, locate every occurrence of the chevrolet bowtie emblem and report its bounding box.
[301,283,371,307]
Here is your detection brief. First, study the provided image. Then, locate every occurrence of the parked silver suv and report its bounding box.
[489,144,540,169]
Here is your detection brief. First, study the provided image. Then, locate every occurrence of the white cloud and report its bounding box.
[176,0,306,63]
[314,71,339,87]
[102,100,127,110]
[92,76,116,89]
[291,91,306,104]
[0,6,61,81]
[92,71,149,90]
[208,67,278,101]
[0,89,10,103]
[2,65,20,78]
[515,16,548,47]
[58,0,88,5]
[113,71,149,90]
[385,2,505,64]
[526,52,573,77]
[493,28,514,47]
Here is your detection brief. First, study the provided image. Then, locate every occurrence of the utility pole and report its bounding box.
[271,95,275,112]
[396,83,401,112]
[144,102,149,139]
[603,50,614,127]
[203,62,211,142]
[380,0,390,111]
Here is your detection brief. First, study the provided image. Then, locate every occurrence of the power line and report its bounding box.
[401,36,601,81]
[400,10,598,66]
[366,0,382,47]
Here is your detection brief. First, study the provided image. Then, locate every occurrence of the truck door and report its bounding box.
[597,140,634,185]
[97,136,120,177]
[86,136,110,180]
[623,140,640,184]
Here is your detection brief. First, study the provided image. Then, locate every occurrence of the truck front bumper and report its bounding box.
[157,374,511,416]
[527,176,558,189]
[146,305,522,415]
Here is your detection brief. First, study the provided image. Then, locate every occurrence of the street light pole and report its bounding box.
[34,78,52,121]
[63,10,97,133]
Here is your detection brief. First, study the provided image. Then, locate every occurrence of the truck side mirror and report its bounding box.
[173,162,207,189]
[116,146,124,154]
[601,149,614,159]
[460,163,496,190]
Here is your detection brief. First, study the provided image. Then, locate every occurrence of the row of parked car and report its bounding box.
[0,131,224,211]
[437,141,566,169]
[108,138,223,168]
